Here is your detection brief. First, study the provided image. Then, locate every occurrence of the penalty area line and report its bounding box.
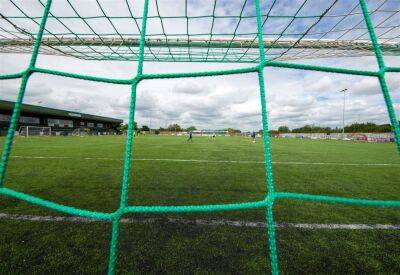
[0,213,399,230]
[9,155,400,166]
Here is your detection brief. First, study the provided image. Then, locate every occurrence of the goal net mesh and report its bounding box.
[0,0,399,274]
[0,0,399,63]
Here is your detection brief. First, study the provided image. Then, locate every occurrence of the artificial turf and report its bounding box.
[0,135,399,273]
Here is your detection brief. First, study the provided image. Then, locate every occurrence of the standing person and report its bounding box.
[212,133,216,141]
[251,131,256,143]
[187,131,193,142]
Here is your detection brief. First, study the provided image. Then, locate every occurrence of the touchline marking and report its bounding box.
[0,213,399,230]
[9,156,400,166]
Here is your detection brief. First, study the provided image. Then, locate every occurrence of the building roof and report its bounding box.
[0,100,123,124]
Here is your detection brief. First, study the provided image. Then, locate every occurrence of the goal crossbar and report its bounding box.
[1,37,399,51]
[1,37,399,62]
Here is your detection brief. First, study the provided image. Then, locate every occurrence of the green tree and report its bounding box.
[186,126,197,131]
[141,125,150,131]
[167,124,182,132]
[226,128,241,135]
[268,130,278,135]
[278,126,290,133]
[344,122,394,133]
[377,124,392,132]
[292,125,333,133]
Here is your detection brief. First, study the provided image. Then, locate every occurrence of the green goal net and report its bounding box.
[0,0,399,274]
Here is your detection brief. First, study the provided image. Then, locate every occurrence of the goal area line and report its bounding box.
[1,213,399,230]
[9,155,400,167]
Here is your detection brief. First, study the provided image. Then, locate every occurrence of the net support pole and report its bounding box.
[254,0,279,274]
[0,0,53,186]
[359,0,400,154]
[107,0,150,274]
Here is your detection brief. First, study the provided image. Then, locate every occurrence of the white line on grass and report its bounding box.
[0,213,399,230]
[9,156,400,166]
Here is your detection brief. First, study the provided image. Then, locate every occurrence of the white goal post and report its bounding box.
[19,126,52,137]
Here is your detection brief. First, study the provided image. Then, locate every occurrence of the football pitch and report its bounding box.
[1,135,399,273]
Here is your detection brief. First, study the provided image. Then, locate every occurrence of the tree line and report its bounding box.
[276,122,398,134]
[117,121,398,135]
[117,123,247,135]
[117,122,197,133]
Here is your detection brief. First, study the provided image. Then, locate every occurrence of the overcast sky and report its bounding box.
[0,0,399,131]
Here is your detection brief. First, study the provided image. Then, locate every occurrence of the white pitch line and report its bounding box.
[11,156,70,159]
[9,155,400,166]
[0,213,399,230]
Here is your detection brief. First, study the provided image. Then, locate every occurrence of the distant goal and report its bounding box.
[19,126,51,137]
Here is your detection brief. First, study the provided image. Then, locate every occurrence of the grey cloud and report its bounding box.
[172,81,209,95]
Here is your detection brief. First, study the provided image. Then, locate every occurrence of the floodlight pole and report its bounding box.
[339,88,348,139]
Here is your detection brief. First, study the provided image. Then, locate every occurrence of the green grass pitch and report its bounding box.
[1,135,399,273]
